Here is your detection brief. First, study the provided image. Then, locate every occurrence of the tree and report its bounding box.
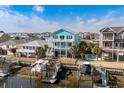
[86,42,94,54]
[35,45,48,60]
[15,36,20,40]
[44,45,48,51]
[80,52,85,60]
[10,48,17,56]
[92,45,102,61]
[69,45,79,58]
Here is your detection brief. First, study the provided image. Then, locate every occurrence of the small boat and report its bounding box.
[42,62,60,84]
[0,72,9,77]
[0,68,10,77]
[93,84,110,88]
[42,78,57,84]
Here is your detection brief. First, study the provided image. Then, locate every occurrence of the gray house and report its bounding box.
[99,27,124,61]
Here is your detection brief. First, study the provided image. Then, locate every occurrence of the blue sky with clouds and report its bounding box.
[0,5,124,33]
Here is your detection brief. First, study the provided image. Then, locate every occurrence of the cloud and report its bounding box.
[65,7,124,33]
[0,8,62,33]
[33,5,45,13]
[1,6,124,33]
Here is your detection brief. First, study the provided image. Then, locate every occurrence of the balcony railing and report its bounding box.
[103,46,124,50]
[115,39,124,42]
[53,39,74,42]
[103,46,112,49]
[103,37,113,40]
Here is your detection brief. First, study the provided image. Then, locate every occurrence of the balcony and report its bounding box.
[103,46,112,49]
[115,39,124,42]
[103,37,113,41]
[53,39,74,42]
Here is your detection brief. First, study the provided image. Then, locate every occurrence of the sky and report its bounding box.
[0,5,124,33]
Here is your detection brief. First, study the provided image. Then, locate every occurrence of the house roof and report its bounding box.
[110,27,124,32]
[0,39,28,46]
[100,27,124,33]
[0,32,4,37]
[52,28,76,35]
[20,39,47,47]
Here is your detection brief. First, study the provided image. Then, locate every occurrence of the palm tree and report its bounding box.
[10,48,17,56]
[69,45,79,58]
[92,44,102,61]
[80,52,85,60]
[79,41,88,54]
[35,45,48,60]
[86,42,94,53]
[44,45,48,52]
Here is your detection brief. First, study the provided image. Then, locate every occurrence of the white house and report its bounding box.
[16,39,48,57]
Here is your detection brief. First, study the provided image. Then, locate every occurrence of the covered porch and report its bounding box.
[16,49,36,58]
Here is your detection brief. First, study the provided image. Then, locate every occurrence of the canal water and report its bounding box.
[0,74,92,88]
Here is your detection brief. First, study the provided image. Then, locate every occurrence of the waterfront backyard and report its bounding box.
[1,55,124,88]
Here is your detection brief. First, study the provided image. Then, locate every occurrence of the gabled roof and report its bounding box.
[110,27,124,32]
[52,28,76,35]
[100,27,124,33]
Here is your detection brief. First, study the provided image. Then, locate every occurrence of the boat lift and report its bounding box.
[31,59,61,84]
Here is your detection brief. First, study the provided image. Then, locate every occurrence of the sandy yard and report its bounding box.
[59,57,124,69]
[91,61,124,69]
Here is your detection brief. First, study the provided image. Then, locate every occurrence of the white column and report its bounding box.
[66,42,68,57]
[100,32,103,48]
[60,42,61,57]
[112,33,115,60]
[117,42,120,62]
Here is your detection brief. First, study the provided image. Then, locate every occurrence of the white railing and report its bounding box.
[53,39,74,42]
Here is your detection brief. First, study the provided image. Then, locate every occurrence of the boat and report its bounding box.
[0,68,10,77]
[42,78,57,84]
[0,61,13,77]
[31,59,61,84]
[42,62,61,84]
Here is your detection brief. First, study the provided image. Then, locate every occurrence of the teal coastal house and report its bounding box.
[52,29,81,57]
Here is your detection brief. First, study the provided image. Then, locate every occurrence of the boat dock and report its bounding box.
[61,64,80,70]
[6,60,32,65]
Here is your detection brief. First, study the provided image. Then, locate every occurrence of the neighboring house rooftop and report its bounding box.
[100,27,124,33]
[0,31,5,37]
[0,39,28,46]
[20,39,47,47]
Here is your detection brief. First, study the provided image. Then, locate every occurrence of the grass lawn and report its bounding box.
[5,55,37,62]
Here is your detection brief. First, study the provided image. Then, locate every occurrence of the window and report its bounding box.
[53,35,58,39]
[61,50,65,55]
[23,46,25,49]
[119,35,122,39]
[120,43,124,48]
[55,42,57,46]
[68,42,72,47]
[60,35,64,40]
[115,43,118,47]
[67,35,72,39]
